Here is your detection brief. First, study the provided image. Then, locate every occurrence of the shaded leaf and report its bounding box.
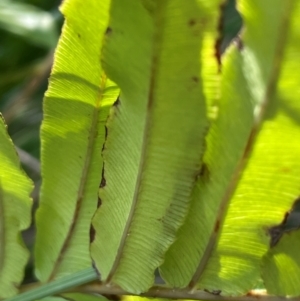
[0,114,32,298]
[91,0,208,294]
[262,231,300,296]
[260,1,300,296]
[162,0,300,296]
[160,44,253,292]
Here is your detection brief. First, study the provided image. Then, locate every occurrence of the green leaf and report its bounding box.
[262,231,300,296]
[34,0,118,282]
[163,0,300,296]
[0,0,58,49]
[160,44,254,292]
[260,1,300,296]
[91,0,208,294]
[0,114,33,298]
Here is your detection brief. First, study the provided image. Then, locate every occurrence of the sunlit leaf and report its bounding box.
[34,0,118,282]
[91,0,208,293]
[162,0,300,296]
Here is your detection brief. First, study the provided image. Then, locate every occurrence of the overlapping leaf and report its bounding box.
[261,1,300,295]
[91,0,208,293]
[162,0,300,296]
[34,0,118,282]
[160,44,254,292]
[0,115,32,298]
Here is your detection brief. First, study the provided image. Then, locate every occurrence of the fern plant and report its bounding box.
[1,0,300,300]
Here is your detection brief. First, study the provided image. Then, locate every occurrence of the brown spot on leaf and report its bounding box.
[280,166,291,173]
[100,162,106,188]
[204,289,222,295]
[77,33,81,38]
[101,126,108,153]
[192,76,199,83]
[214,220,220,233]
[100,177,106,188]
[90,225,96,243]
[97,196,102,208]
[104,125,108,139]
[268,196,300,247]
[106,27,112,35]
[197,163,210,180]
[214,1,227,72]
[113,97,120,107]
[188,19,196,26]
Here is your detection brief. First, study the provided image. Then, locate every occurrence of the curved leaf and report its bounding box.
[160,44,254,292]
[34,0,118,282]
[260,1,300,296]
[91,0,208,293]
[162,0,300,296]
[0,115,32,298]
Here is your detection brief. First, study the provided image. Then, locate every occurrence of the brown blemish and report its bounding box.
[97,196,102,208]
[189,280,196,289]
[77,33,81,38]
[188,19,196,26]
[214,220,220,233]
[105,27,112,35]
[113,97,120,107]
[99,156,106,188]
[100,170,106,188]
[204,289,221,295]
[101,125,108,152]
[90,225,96,243]
[197,163,210,180]
[268,196,300,247]
[192,76,199,83]
[104,125,108,139]
[214,1,226,72]
[280,166,291,173]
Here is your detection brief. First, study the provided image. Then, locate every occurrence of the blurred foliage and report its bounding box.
[0,0,62,162]
[0,0,62,285]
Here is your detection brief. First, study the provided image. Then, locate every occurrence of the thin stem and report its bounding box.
[76,284,297,301]
[7,267,98,301]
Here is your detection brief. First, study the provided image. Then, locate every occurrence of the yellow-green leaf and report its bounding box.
[91,0,208,293]
[34,0,118,282]
[0,115,32,298]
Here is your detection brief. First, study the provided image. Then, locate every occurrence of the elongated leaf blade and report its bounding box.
[163,0,300,296]
[0,115,32,298]
[160,44,254,291]
[34,0,118,282]
[91,0,208,293]
[260,1,300,296]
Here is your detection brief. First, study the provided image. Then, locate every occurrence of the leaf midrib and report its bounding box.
[188,2,293,289]
[47,74,108,281]
[106,3,166,283]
